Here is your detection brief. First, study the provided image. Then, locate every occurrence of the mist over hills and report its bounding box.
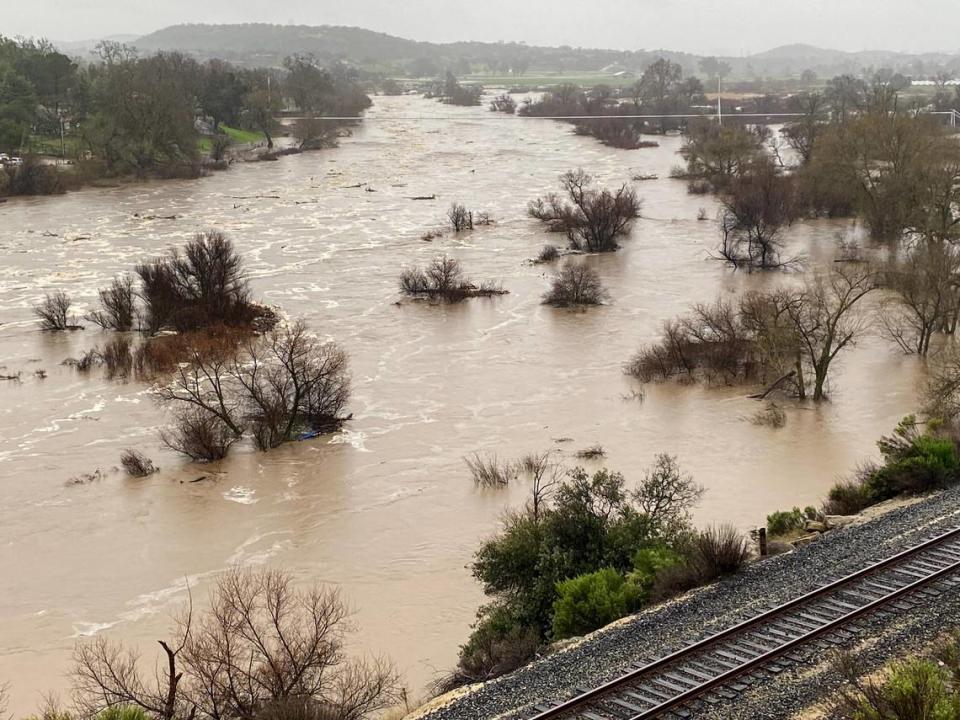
[67,23,960,79]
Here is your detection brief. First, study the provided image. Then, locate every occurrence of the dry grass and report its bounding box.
[465,452,516,488]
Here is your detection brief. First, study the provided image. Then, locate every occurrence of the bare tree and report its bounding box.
[88,275,137,331]
[73,568,399,720]
[181,568,399,720]
[924,346,960,424]
[635,454,704,534]
[626,273,871,402]
[529,170,641,253]
[155,333,247,439]
[160,407,240,462]
[447,203,473,232]
[235,321,351,450]
[137,231,256,333]
[880,242,960,355]
[786,265,877,400]
[34,291,74,331]
[543,263,608,307]
[516,452,562,521]
[399,256,506,302]
[716,162,799,270]
[156,321,351,457]
[74,599,194,720]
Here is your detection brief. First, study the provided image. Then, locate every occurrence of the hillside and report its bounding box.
[132,23,695,73]
[129,23,960,80]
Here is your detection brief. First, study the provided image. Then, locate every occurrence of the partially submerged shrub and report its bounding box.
[751,402,786,428]
[72,349,102,372]
[535,244,560,263]
[465,453,515,488]
[529,169,641,252]
[136,230,265,333]
[87,276,136,331]
[34,291,75,331]
[120,449,157,477]
[575,444,606,460]
[160,407,239,462]
[5,156,68,196]
[489,94,517,113]
[448,203,474,231]
[155,321,351,457]
[100,335,134,379]
[543,263,608,307]
[399,256,507,302]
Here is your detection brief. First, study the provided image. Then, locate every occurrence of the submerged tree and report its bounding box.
[529,169,641,252]
[716,161,800,269]
[628,266,876,401]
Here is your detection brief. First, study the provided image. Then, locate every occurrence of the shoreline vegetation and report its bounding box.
[0,36,372,200]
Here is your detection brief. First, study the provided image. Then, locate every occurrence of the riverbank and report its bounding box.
[415,486,960,720]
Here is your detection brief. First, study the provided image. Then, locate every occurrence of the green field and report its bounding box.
[198,125,266,152]
[465,71,638,88]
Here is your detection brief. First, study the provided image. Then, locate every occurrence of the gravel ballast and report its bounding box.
[419,486,960,720]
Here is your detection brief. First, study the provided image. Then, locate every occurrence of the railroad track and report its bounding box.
[530,526,960,720]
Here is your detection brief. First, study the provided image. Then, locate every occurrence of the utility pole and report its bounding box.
[717,76,723,125]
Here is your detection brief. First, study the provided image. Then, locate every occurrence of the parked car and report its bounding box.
[5,156,23,167]
[0,153,9,164]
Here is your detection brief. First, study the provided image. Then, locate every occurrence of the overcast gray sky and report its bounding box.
[8,0,960,55]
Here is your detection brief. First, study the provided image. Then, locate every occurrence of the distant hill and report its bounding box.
[55,34,140,58]
[132,23,696,74]
[128,23,960,81]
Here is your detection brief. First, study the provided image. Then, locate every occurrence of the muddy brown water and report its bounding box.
[0,96,921,712]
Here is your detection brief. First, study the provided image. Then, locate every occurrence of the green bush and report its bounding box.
[867,435,958,501]
[824,476,873,515]
[96,708,148,720]
[823,418,960,517]
[551,568,642,640]
[844,659,960,720]
[766,507,807,536]
[631,545,682,584]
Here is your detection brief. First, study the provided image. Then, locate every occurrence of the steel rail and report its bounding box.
[529,525,960,720]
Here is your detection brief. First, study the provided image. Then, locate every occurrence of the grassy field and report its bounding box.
[198,125,266,152]
[465,72,637,88]
[25,134,84,158]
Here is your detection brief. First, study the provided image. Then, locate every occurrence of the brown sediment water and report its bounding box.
[0,95,921,713]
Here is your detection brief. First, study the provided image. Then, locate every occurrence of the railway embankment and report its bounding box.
[416,486,960,720]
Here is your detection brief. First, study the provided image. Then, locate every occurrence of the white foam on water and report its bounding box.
[329,429,369,451]
[223,486,259,504]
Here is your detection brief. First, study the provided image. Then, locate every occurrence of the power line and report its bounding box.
[283,112,809,122]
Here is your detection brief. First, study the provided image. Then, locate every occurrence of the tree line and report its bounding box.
[0,37,371,195]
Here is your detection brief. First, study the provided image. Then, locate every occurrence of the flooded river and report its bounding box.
[0,95,922,712]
